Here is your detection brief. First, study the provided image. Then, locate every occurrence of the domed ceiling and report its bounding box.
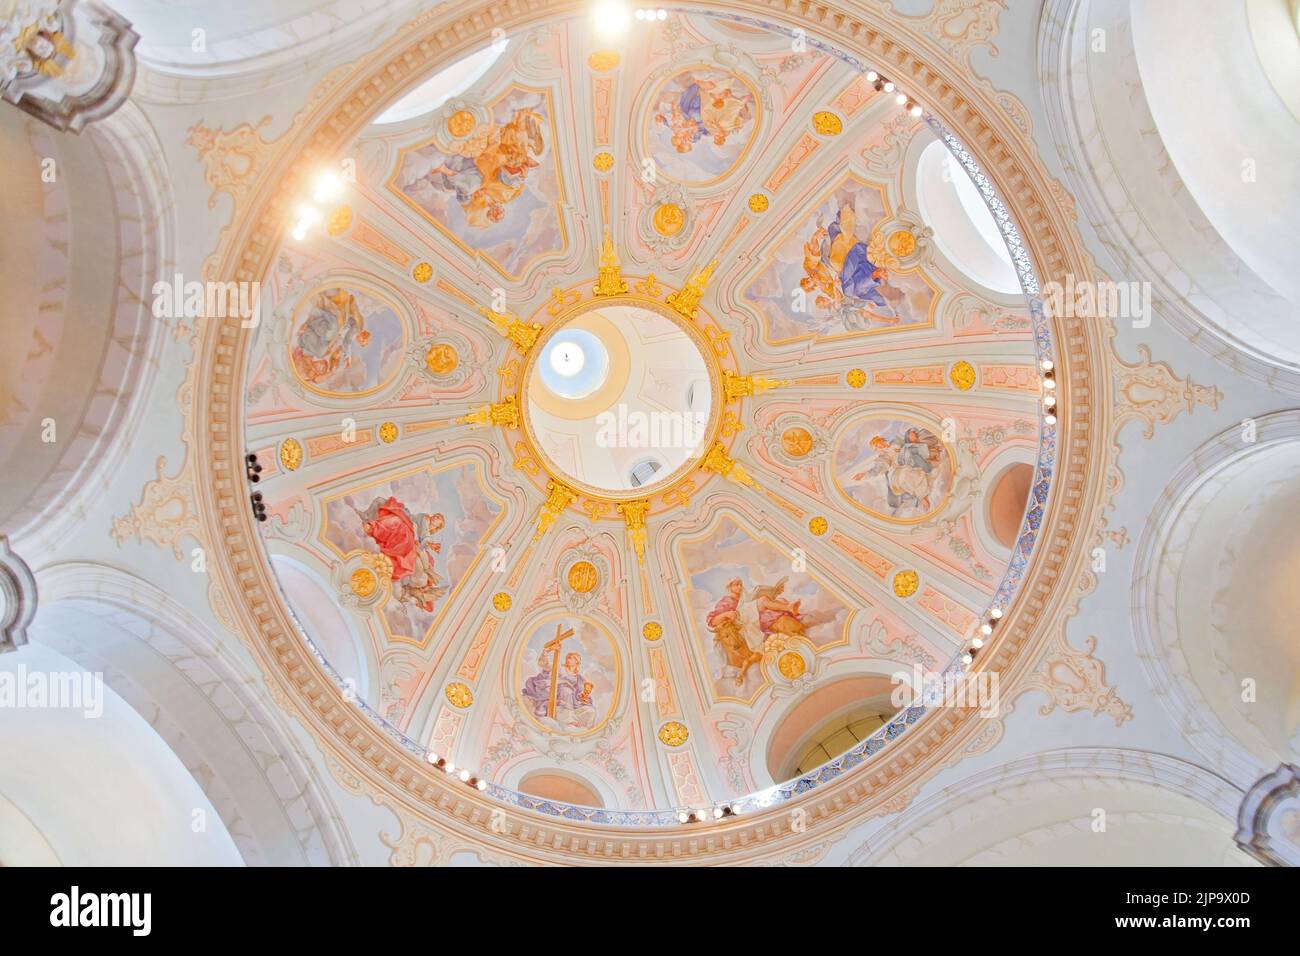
[242,9,1052,818]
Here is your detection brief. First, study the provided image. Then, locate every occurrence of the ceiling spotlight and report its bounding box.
[292,204,321,241]
[895,93,907,105]
[713,806,724,819]
[458,769,471,782]
[981,623,993,635]
[1045,413,1057,425]
[990,606,1003,619]
[444,761,455,774]
[1043,377,1056,389]
[678,811,689,824]
[476,779,487,791]
[972,637,984,649]
[657,7,667,18]
[866,71,878,82]
[1043,394,1056,408]
[592,1,630,39]
[883,81,895,92]
[1041,359,1055,371]
[635,7,645,17]
[961,653,973,665]
[426,751,439,765]
[910,104,923,117]
[312,170,342,204]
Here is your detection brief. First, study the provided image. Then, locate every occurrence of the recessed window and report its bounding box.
[765,677,896,782]
[374,40,508,125]
[628,458,663,488]
[518,771,604,808]
[987,462,1034,549]
[915,139,1021,295]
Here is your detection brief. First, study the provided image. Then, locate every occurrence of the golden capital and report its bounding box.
[617,500,651,565]
[458,395,520,429]
[593,226,628,297]
[534,479,578,541]
[721,370,790,403]
[700,442,756,487]
[666,258,717,320]
[480,306,542,354]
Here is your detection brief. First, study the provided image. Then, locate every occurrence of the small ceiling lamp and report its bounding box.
[592,1,630,39]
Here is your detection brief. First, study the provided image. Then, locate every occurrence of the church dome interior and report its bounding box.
[0,0,1298,886]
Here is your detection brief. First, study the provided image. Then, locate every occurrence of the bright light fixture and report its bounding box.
[592,1,630,39]
[312,171,342,204]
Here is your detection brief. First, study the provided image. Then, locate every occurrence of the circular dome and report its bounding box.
[209,1,1086,852]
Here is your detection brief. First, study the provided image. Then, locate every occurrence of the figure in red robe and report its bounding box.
[357,496,447,612]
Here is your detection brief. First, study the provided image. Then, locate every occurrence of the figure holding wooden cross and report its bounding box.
[522,622,597,730]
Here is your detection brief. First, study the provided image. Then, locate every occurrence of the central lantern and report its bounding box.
[522,298,717,497]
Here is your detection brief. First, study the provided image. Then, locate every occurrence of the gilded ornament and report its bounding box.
[379,422,398,443]
[446,110,476,137]
[617,500,650,566]
[326,204,352,236]
[705,324,731,355]
[666,259,716,319]
[658,721,689,747]
[459,395,520,429]
[748,193,770,213]
[566,560,599,594]
[534,480,578,541]
[887,229,917,258]
[412,261,433,283]
[593,226,628,296]
[587,50,620,71]
[492,592,513,612]
[480,307,542,354]
[808,516,828,536]
[10,22,75,78]
[846,368,867,388]
[652,203,686,237]
[781,427,814,458]
[634,274,663,297]
[642,621,663,641]
[278,438,303,471]
[593,151,615,172]
[778,652,806,680]
[548,286,582,315]
[425,342,460,376]
[445,682,473,708]
[349,568,377,598]
[700,442,756,487]
[949,360,977,391]
[722,369,788,403]
[813,111,843,135]
[893,569,919,598]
